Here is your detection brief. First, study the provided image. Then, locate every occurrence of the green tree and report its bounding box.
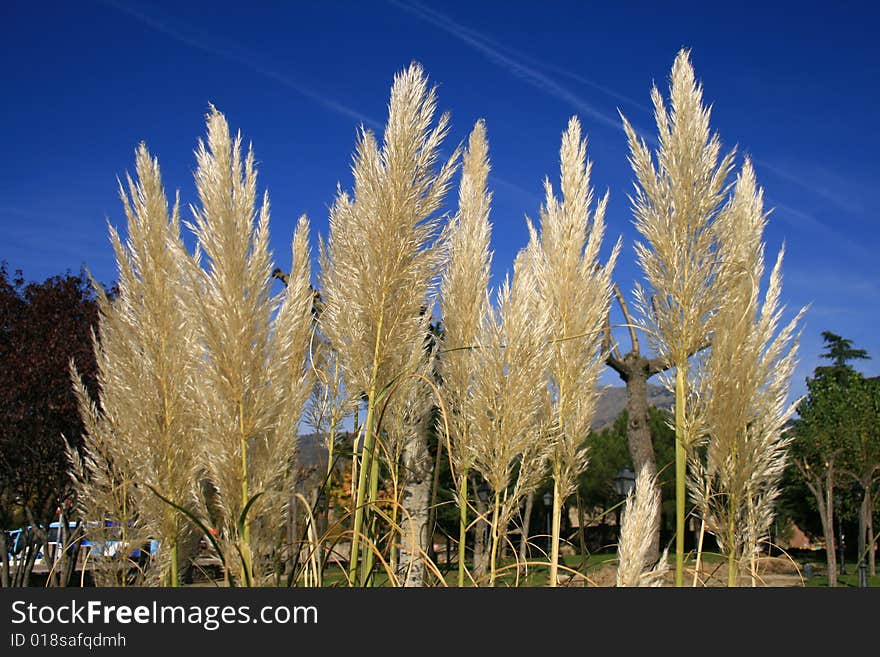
[790,332,875,585]
[815,331,869,380]
[837,375,879,577]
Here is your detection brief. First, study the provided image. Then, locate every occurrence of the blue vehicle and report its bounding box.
[4,521,159,565]
[80,521,159,562]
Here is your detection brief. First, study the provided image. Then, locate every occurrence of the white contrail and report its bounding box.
[394,1,651,115]
[756,159,862,215]
[390,0,626,132]
[104,0,382,130]
[767,198,873,260]
[395,0,865,220]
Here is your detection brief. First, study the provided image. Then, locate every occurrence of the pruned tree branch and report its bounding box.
[606,353,628,378]
[613,282,639,355]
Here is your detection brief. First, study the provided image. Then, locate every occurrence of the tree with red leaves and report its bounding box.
[0,264,102,585]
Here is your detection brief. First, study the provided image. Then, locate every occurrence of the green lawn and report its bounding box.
[285,551,879,587]
[297,552,620,587]
[805,564,880,588]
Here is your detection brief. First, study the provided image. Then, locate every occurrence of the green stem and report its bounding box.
[170,544,178,587]
[349,305,385,587]
[387,476,400,581]
[351,405,359,501]
[239,400,253,585]
[361,437,383,585]
[348,395,376,586]
[727,495,737,587]
[488,490,501,587]
[458,474,468,587]
[675,366,686,588]
[549,477,561,587]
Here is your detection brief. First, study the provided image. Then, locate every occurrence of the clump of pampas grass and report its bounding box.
[528,116,619,586]
[186,108,315,586]
[317,63,460,585]
[622,49,735,586]
[437,120,493,586]
[688,160,804,586]
[68,144,198,586]
[468,248,551,586]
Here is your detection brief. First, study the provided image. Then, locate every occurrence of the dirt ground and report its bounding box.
[561,556,807,587]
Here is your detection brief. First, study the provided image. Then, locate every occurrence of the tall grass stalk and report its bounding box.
[306,322,353,480]
[68,144,199,586]
[622,49,735,586]
[317,63,459,586]
[186,108,314,585]
[529,117,619,586]
[438,121,493,586]
[688,161,804,586]
[304,319,353,577]
[469,248,550,585]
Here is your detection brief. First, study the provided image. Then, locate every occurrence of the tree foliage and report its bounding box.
[0,265,101,529]
[788,332,879,583]
[793,333,875,474]
[815,331,870,380]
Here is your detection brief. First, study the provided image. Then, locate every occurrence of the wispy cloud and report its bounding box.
[766,198,874,261]
[390,0,630,133]
[755,158,864,216]
[393,0,652,116]
[104,0,382,130]
[785,265,880,302]
[542,64,654,116]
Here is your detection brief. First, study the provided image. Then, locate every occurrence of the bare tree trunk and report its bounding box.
[623,356,660,565]
[858,489,868,586]
[16,540,39,588]
[605,287,666,568]
[21,507,45,588]
[821,473,837,587]
[798,461,836,586]
[518,492,534,565]
[56,521,84,588]
[398,430,433,587]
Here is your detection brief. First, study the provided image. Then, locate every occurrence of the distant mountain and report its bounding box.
[298,385,675,461]
[590,384,675,431]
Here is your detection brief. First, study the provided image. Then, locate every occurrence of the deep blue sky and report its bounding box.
[2,1,878,400]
